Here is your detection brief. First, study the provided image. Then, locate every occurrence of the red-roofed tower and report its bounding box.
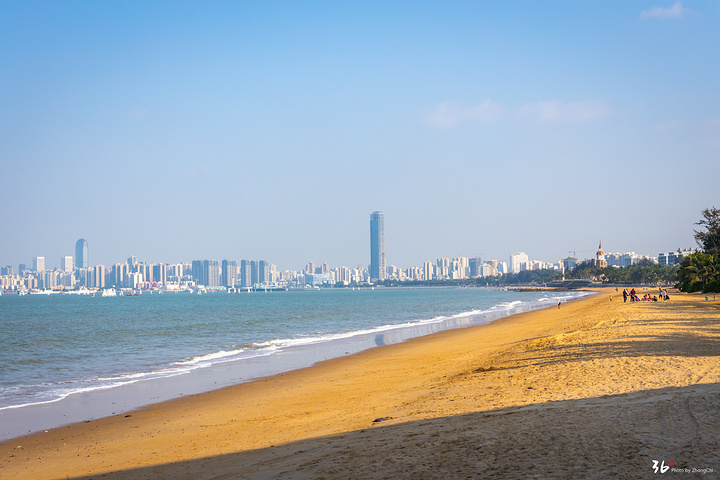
[596,242,607,268]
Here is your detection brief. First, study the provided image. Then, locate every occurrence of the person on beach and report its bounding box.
[630,288,636,302]
[623,289,628,302]
[558,301,561,309]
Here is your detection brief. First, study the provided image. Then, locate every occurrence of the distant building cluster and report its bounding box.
[0,215,699,293]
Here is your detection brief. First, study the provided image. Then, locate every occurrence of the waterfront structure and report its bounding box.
[370,211,386,282]
[75,239,88,269]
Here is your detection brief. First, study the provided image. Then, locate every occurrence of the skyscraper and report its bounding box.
[75,239,88,269]
[61,256,73,272]
[221,259,237,287]
[33,256,45,272]
[370,211,385,282]
[509,252,529,274]
[240,260,252,287]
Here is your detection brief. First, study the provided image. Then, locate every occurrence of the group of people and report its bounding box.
[621,287,670,303]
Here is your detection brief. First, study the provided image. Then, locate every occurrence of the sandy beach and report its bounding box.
[2,287,718,479]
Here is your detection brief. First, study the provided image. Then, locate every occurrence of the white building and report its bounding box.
[33,256,45,272]
[509,252,529,274]
[61,256,73,273]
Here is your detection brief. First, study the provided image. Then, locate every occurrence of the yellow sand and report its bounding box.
[2,288,719,479]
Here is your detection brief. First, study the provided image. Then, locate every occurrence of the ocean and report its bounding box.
[0,287,587,438]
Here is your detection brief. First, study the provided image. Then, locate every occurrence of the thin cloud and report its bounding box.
[640,2,688,19]
[517,99,613,123]
[423,100,506,128]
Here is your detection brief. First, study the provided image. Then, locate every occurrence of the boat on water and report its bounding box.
[101,288,117,297]
[64,288,93,295]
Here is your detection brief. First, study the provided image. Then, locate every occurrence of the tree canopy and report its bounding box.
[677,207,720,293]
[694,207,720,255]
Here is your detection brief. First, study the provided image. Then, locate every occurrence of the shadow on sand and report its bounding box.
[70,383,719,480]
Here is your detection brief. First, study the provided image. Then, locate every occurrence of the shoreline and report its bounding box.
[0,288,586,441]
[2,287,718,479]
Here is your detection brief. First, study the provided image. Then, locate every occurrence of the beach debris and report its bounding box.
[373,417,393,423]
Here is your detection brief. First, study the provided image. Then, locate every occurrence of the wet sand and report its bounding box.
[2,288,719,479]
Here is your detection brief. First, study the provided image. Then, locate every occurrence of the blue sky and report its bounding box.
[1,1,718,271]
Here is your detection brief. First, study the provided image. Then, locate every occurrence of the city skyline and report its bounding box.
[4,231,687,278]
[2,2,716,270]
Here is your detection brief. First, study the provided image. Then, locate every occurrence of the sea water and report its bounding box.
[0,287,587,438]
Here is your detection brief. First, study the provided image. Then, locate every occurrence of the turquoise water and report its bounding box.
[0,288,584,416]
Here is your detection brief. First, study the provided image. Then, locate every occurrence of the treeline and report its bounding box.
[565,260,678,285]
[380,262,677,288]
[676,207,720,293]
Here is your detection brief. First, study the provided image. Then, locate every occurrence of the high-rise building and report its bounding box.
[423,261,434,281]
[75,239,88,269]
[258,260,269,284]
[191,260,204,285]
[152,264,167,285]
[93,265,106,288]
[250,260,260,285]
[469,257,483,277]
[370,211,386,282]
[240,260,252,287]
[205,260,221,286]
[222,260,237,287]
[509,252,529,274]
[61,256,73,272]
[33,256,45,272]
[191,260,221,286]
[111,263,128,286]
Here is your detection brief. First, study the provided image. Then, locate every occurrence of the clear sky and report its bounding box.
[1,1,718,271]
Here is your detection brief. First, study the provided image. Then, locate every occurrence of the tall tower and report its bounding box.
[370,211,386,282]
[596,242,607,268]
[33,256,46,272]
[75,239,88,269]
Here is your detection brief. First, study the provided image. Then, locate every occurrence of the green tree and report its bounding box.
[676,251,719,292]
[694,207,720,255]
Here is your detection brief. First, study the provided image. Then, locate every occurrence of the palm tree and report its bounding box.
[677,252,712,290]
